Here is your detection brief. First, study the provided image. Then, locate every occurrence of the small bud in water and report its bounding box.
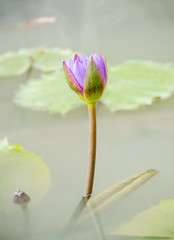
[13,188,31,205]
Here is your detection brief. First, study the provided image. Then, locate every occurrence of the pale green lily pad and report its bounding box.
[15,71,83,114]
[30,47,76,72]
[101,61,174,111]
[0,47,76,76]
[18,47,76,72]
[15,60,174,114]
[112,199,174,239]
[0,52,31,76]
[0,138,50,212]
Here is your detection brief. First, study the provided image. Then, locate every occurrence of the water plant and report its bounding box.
[1,47,172,239]
[63,53,107,197]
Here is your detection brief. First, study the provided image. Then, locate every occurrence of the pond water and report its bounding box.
[1,0,174,239]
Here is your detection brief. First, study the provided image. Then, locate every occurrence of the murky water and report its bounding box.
[1,0,174,239]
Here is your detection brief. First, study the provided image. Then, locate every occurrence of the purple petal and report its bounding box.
[97,55,106,84]
[74,54,79,62]
[63,60,83,93]
[91,52,97,58]
[67,59,74,72]
[102,55,107,85]
[74,54,84,64]
[90,53,101,70]
[82,55,89,69]
[73,60,86,88]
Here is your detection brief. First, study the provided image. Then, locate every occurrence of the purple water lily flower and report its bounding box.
[63,53,107,104]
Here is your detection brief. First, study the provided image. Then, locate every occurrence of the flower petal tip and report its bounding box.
[74,54,79,61]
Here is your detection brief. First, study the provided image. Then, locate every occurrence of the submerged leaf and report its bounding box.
[112,199,174,239]
[79,170,158,223]
[0,138,50,212]
[15,71,83,114]
[101,61,174,111]
[92,170,157,207]
[0,52,31,76]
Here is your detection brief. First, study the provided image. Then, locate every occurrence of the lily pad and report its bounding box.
[0,52,31,76]
[101,61,174,111]
[0,138,50,212]
[30,47,76,72]
[15,60,174,114]
[0,47,76,76]
[112,199,174,239]
[15,71,83,114]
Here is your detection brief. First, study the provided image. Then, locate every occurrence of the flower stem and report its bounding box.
[84,103,97,197]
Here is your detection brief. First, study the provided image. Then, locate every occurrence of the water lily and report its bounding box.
[63,53,107,198]
[63,53,107,104]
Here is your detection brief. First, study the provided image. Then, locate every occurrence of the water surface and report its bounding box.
[0,0,174,239]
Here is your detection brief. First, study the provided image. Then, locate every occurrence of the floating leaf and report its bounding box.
[0,52,31,76]
[18,47,76,72]
[0,47,76,76]
[15,71,83,114]
[31,48,76,72]
[101,61,174,111]
[112,199,174,239]
[79,170,158,223]
[15,60,174,114]
[0,138,50,212]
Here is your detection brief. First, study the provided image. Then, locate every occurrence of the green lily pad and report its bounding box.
[15,71,83,114]
[112,199,174,239]
[15,60,174,114]
[0,138,50,212]
[30,47,76,72]
[0,47,76,76]
[0,52,31,76]
[101,61,174,111]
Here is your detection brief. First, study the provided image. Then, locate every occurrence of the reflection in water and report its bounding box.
[85,199,106,240]
[56,169,157,239]
[57,197,89,237]
[57,197,106,240]
[78,170,158,224]
[21,205,31,240]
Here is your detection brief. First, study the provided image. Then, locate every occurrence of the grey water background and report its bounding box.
[0,0,174,239]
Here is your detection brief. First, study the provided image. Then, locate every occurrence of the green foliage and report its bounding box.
[15,71,83,114]
[0,52,31,76]
[1,47,174,113]
[0,138,50,212]
[112,199,174,239]
[30,47,76,72]
[101,61,174,111]
[14,59,174,114]
[0,47,76,76]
